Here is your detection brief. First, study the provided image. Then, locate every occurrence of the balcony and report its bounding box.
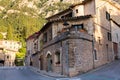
[42,29,92,49]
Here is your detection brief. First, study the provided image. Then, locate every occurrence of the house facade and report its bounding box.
[0,40,22,66]
[26,0,120,76]
[26,31,40,68]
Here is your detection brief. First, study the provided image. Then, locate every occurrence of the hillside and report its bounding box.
[0,0,70,42]
[0,0,71,66]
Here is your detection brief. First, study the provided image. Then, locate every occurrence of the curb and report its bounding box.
[27,66,67,78]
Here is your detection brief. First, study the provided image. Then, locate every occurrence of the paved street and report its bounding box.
[0,60,120,80]
[76,60,120,80]
[0,67,56,80]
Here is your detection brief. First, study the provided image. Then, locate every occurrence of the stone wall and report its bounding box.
[68,35,93,76]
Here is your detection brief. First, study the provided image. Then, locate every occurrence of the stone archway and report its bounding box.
[46,54,52,72]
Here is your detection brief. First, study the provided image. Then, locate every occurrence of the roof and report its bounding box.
[28,0,93,40]
[46,0,92,20]
[40,22,52,32]
[26,31,41,41]
[49,15,92,22]
[40,15,92,33]
[70,0,92,8]
[46,8,72,20]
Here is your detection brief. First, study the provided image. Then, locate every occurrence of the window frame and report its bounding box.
[106,11,110,21]
[107,32,112,41]
[48,28,52,41]
[71,24,84,31]
[76,9,78,13]
[43,32,47,43]
[55,51,61,65]
[94,49,98,61]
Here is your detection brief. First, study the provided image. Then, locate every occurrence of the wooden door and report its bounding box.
[113,42,118,60]
[47,54,52,72]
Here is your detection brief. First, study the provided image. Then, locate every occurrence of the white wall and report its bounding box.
[72,5,84,17]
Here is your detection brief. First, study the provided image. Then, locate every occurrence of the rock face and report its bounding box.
[0,0,84,18]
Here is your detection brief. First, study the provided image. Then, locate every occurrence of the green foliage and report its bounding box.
[0,33,3,40]
[16,47,26,66]
[16,52,25,59]
[6,25,14,40]
[0,0,11,7]
[0,0,70,66]
[15,59,24,66]
[19,47,26,54]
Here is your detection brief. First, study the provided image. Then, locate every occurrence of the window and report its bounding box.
[48,28,52,41]
[106,11,110,21]
[7,56,9,59]
[94,49,97,60]
[34,42,38,51]
[43,32,47,43]
[55,51,60,65]
[72,24,84,29]
[60,0,63,2]
[76,9,78,13]
[40,39,43,49]
[107,32,112,41]
[116,33,118,41]
[98,37,102,45]
[61,16,64,18]
[71,24,84,31]
[30,61,33,66]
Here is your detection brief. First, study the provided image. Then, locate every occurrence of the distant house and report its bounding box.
[0,40,22,66]
[26,0,120,77]
[0,48,5,66]
[26,31,40,67]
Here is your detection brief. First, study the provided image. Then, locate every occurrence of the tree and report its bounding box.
[0,33,3,40]
[6,25,14,40]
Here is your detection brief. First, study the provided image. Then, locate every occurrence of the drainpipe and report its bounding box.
[109,9,113,61]
[66,40,69,76]
[92,34,95,69]
[92,16,96,69]
[60,41,63,75]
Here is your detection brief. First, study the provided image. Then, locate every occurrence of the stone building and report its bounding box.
[108,0,120,59]
[0,48,5,66]
[26,0,120,76]
[26,31,40,67]
[0,40,22,66]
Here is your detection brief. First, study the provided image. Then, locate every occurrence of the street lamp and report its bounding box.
[63,21,70,32]
[63,21,69,26]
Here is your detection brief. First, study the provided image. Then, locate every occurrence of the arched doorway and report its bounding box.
[47,54,52,72]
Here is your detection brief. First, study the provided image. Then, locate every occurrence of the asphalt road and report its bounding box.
[0,60,120,80]
[0,67,56,80]
[76,60,120,80]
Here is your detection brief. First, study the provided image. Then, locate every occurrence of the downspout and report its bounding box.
[92,15,96,69]
[92,24,95,69]
[66,40,69,76]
